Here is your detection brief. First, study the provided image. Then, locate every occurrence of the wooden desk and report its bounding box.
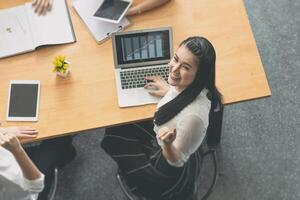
[0,0,271,142]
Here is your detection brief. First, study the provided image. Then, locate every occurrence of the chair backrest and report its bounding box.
[206,103,224,148]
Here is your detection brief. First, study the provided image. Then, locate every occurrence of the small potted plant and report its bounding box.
[52,55,70,78]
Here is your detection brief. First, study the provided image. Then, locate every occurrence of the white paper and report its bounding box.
[0,0,75,59]
[0,5,34,58]
[25,0,75,47]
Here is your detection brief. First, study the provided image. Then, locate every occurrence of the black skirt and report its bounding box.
[101,120,202,199]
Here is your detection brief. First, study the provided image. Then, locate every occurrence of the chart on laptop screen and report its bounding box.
[115,30,171,65]
[122,33,164,61]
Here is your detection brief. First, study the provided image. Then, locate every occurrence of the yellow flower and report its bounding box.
[58,55,65,61]
[52,55,69,73]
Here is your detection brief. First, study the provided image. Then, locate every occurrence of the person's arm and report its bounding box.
[157,127,181,163]
[0,131,42,180]
[32,0,53,15]
[126,0,171,16]
[158,115,207,166]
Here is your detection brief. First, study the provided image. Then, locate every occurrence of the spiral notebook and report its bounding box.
[73,0,131,44]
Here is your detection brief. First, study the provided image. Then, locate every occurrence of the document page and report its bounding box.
[0,5,34,58]
[25,0,75,47]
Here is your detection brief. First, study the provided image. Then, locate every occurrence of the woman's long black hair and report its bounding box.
[154,36,222,126]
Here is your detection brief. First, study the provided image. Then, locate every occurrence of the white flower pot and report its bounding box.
[56,69,70,78]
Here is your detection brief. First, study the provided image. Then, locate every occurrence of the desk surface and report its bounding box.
[0,0,271,141]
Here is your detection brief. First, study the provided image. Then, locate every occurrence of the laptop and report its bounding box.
[112,27,173,107]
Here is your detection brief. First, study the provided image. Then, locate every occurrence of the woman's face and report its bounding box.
[168,45,199,92]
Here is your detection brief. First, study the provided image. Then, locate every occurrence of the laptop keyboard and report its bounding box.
[120,65,169,89]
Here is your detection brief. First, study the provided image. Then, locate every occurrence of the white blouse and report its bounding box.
[154,86,211,167]
[0,147,44,200]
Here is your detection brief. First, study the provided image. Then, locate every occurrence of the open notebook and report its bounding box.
[0,0,76,59]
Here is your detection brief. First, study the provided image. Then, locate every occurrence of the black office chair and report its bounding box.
[192,142,218,200]
[48,168,59,200]
[116,141,218,200]
[116,106,222,200]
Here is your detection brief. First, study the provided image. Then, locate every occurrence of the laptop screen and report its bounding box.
[114,29,171,66]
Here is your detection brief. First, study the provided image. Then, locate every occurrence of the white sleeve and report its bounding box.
[168,115,207,167]
[21,174,45,194]
[0,147,45,199]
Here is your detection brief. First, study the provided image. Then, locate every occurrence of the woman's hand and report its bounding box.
[32,0,53,15]
[157,127,176,146]
[144,76,170,97]
[0,132,22,153]
[158,127,182,164]
[0,127,38,140]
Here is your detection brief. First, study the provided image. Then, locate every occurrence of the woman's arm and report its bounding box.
[126,0,171,16]
[0,129,42,180]
[157,127,181,164]
[158,115,207,166]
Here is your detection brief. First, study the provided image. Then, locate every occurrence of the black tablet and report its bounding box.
[92,0,132,23]
[6,80,40,121]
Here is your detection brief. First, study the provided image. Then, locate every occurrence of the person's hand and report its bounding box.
[32,0,53,15]
[0,132,22,153]
[0,127,38,140]
[125,7,137,16]
[157,127,176,146]
[144,76,170,97]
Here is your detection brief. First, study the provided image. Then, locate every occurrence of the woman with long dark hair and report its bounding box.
[101,36,222,199]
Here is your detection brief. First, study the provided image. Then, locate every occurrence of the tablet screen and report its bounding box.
[8,83,39,117]
[93,0,130,21]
